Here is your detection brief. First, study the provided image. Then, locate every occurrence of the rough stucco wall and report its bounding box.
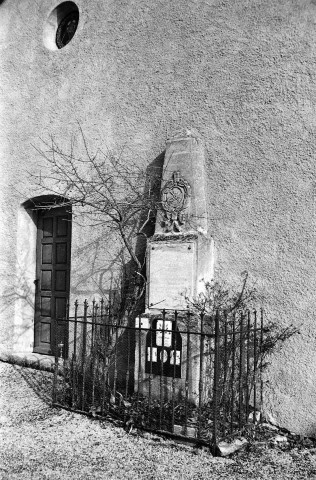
[1,0,316,434]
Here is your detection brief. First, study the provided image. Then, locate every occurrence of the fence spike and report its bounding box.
[212,310,220,454]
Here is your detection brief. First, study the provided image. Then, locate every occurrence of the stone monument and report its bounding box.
[135,128,215,407]
[147,127,214,310]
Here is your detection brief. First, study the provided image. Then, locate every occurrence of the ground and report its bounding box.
[1,361,316,479]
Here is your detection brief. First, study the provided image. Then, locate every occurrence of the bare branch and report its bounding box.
[28,128,160,314]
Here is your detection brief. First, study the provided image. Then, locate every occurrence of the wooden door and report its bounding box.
[34,207,71,356]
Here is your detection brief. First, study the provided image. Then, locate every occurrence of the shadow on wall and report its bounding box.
[0,268,36,353]
[1,202,37,351]
[1,201,37,319]
[135,151,165,258]
[127,151,165,313]
[70,151,165,314]
[0,264,35,314]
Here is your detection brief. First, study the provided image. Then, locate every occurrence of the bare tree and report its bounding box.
[29,127,162,312]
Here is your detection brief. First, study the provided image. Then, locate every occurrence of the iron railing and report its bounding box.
[52,300,265,453]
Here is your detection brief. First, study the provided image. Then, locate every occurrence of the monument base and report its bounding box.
[134,314,212,406]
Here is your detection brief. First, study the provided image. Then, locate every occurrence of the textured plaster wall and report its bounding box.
[1,0,316,434]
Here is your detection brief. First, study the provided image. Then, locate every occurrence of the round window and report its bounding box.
[43,2,79,51]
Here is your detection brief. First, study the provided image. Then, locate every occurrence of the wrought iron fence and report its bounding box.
[53,300,265,453]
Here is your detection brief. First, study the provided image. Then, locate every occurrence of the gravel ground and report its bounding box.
[1,361,316,480]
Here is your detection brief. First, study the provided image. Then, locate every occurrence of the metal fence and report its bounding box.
[53,300,265,452]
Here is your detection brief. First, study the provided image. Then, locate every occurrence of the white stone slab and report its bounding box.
[148,242,195,310]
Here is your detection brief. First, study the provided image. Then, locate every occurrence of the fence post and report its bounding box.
[82,300,88,365]
[223,311,228,425]
[238,313,244,430]
[198,312,205,439]
[260,308,264,414]
[171,311,178,433]
[212,310,220,455]
[147,317,153,423]
[91,300,99,410]
[101,302,108,416]
[113,315,119,399]
[125,317,131,399]
[52,319,59,405]
[159,310,166,430]
[81,299,88,411]
[253,310,257,423]
[184,310,191,436]
[245,310,251,421]
[73,300,78,359]
[72,299,78,408]
[230,313,236,433]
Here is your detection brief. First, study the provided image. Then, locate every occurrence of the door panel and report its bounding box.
[43,217,53,236]
[41,271,52,290]
[34,207,71,355]
[55,270,67,291]
[56,243,67,263]
[57,215,68,236]
[42,244,53,264]
[41,297,51,316]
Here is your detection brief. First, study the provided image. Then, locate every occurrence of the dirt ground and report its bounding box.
[1,361,316,480]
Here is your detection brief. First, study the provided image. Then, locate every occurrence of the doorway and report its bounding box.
[33,206,71,355]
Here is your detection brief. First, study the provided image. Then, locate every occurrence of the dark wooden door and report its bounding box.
[34,207,71,355]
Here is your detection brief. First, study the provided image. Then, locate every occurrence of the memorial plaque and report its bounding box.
[148,242,195,310]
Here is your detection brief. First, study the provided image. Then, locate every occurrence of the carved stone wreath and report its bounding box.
[161,171,191,233]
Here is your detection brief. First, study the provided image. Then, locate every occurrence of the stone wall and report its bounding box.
[1,0,316,434]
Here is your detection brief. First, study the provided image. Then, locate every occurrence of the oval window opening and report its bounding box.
[56,10,79,49]
[44,2,79,51]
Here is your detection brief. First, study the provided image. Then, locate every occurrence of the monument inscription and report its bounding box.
[148,242,195,310]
